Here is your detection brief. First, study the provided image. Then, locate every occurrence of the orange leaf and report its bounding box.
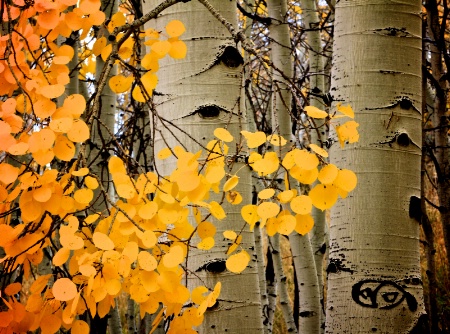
[63,94,86,117]
[39,84,65,99]
[52,277,77,301]
[74,188,93,204]
[67,119,89,142]
[40,314,62,334]
[93,232,115,250]
[53,135,75,161]
[166,20,185,38]
[34,98,56,119]
[72,320,89,334]
[0,163,19,185]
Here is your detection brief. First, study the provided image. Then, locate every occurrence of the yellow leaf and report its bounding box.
[334,169,357,192]
[105,279,121,296]
[267,134,287,146]
[166,20,185,37]
[67,119,90,143]
[49,117,73,133]
[39,84,65,99]
[140,230,157,248]
[290,195,312,215]
[101,43,112,61]
[141,72,158,92]
[309,184,339,210]
[336,121,359,147]
[85,176,99,190]
[214,128,234,142]
[0,163,19,185]
[163,245,184,268]
[109,75,133,93]
[132,85,147,102]
[109,156,127,174]
[223,230,237,240]
[252,152,279,176]
[205,165,225,184]
[74,188,93,204]
[157,147,172,160]
[226,190,242,205]
[72,167,89,176]
[226,250,249,273]
[318,164,338,185]
[257,201,280,219]
[52,278,77,301]
[336,103,354,118]
[295,214,314,235]
[72,320,90,334]
[277,190,296,203]
[223,175,239,192]
[151,41,171,58]
[290,166,318,184]
[122,241,139,262]
[258,188,275,200]
[107,12,126,33]
[277,212,296,235]
[169,40,187,59]
[192,286,208,305]
[197,237,214,250]
[53,247,70,266]
[197,221,216,239]
[93,232,115,250]
[209,201,226,220]
[138,251,158,271]
[305,105,328,118]
[241,130,266,148]
[309,143,328,158]
[241,204,259,229]
[54,135,75,161]
[139,202,158,219]
[294,149,319,170]
[93,37,107,56]
[64,94,86,117]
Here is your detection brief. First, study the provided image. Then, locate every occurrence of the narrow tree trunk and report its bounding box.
[425,0,450,283]
[270,234,296,332]
[327,1,426,333]
[267,0,320,332]
[302,1,327,330]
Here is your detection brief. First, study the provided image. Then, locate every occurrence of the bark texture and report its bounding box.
[326,1,425,333]
[146,0,263,332]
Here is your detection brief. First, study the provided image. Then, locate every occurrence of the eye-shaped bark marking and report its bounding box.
[352,279,417,311]
[217,46,243,68]
[196,105,222,119]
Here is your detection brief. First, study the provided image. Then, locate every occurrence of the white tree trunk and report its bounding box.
[302,0,327,331]
[145,0,263,332]
[268,0,320,333]
[326,1,426,333]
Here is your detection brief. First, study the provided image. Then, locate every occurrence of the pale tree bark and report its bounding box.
[241,1,270,330]
[327,1,426,333]
[145,0,263,332]
[302,0,327,330]
[268,0,320,333]
[269,234,296,332]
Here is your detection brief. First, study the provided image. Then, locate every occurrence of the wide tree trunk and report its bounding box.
[144,0,263,332]
[326,1,426,333]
